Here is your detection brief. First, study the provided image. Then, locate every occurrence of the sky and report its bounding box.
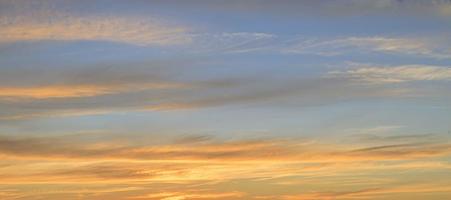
[1,0,451,199]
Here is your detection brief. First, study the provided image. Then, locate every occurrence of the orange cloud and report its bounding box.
[278,184,451,200]
[0,134,450,163]
[0,83,184,99]
[129,191,245,200]
[0,11,191,45]
[0,134,450,199]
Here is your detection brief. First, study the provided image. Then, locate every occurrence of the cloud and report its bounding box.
[0,83,183,99]
[0,133,450,163]
[0,58,448,122]
[187,32,277,54]
[0,184,142,200]
[145,0,451,17]
[0,133,450,199]
[284,37,451,59]
[344,125,404,135]
[0,135,296,161]
[0,72,440,121]
[440,3,451,16]
[277,184,451,200]
[352,133,441,144]
[342,37,451,59]
[329,64,451,84]
[177,35,451,58]
[0,5,190,46]
[129,191,245,200]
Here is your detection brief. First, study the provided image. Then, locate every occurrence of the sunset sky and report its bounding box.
[1,0,451,199]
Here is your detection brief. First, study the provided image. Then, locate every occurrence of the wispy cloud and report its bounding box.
[285,37,451,59]
[0,8,190,46]
[0,76,414,121]
[276,184,451,200]
[129,191,245,200]
[179,35,451,59]
[329,64,451,84]
[1,133,450,163]
[187,32,276,54]
[147,0,451,17]
[0,133,450,199]
[0,64,440,122]
[0,83,183,99]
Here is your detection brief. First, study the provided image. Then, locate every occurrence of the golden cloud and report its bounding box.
[0,12,191,45]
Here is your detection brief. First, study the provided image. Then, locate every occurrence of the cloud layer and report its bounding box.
[1,1,451,200]
[0,133,450,199]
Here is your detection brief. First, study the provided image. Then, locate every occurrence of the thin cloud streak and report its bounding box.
[277,184,451,200]
[284,37,451,59]
[0,83,183,99]
[329,64,451,84]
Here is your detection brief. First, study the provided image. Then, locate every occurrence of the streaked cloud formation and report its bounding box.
[330,64,451,83]
[285,37,451,59]
[148,0,451,17]
[0,133,450,199]
[1,0,451,200]
[0,1,190,45]
[0,83,183,99]
[0,15,190,46]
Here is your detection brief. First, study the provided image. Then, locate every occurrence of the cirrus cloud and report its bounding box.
[0,11,191,46]
[329,64,451,84]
